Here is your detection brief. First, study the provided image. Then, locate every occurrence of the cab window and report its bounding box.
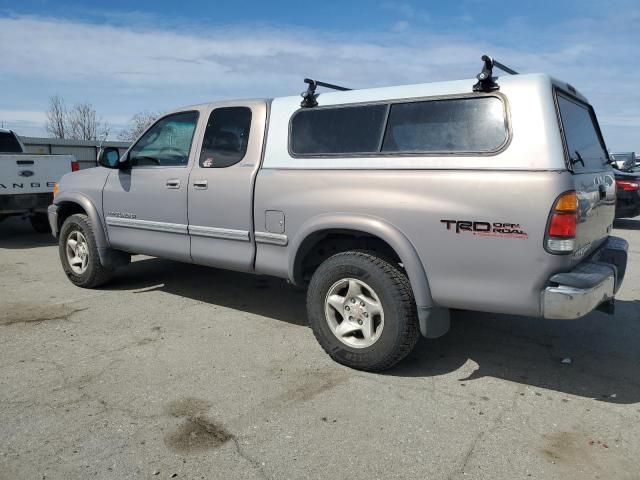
[129,111,199,167]
[199,107,252,168]
[0,131,23,153]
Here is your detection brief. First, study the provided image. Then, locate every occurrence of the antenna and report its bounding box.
[473,55,518,92]
[301,78,352,108]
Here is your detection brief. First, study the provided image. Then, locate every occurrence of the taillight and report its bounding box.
[616,179,640,191]
[71,161,80,172]
[545,191,577,254]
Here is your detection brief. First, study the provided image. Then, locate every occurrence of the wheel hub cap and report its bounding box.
[324,278,384,348]
[65,230,89,275]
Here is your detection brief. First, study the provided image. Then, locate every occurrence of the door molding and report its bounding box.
[188,225,250,242]
[105,216,188,235]
[105,216,252,242]
[254,231,288,246]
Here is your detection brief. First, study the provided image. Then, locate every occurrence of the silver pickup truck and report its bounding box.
[49,57,628,371]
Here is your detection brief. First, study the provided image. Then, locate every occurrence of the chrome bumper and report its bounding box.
[47,204,59,238]
[542,236,628,320]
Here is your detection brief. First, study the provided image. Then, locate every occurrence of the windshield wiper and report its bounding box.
[570,151,585,168]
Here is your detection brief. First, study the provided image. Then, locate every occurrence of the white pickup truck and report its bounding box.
[0,129,77,232]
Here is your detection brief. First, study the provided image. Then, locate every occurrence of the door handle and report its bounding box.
[193,180,208,190]
[166,179,181,189]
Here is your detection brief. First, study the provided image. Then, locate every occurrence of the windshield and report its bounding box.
[556,93,608,171]
[0,131,23,153]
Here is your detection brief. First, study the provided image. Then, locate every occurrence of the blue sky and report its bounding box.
[0,0,638,149]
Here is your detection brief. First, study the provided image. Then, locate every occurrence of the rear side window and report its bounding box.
[199,107,252,168]
[556,94,608,171]
[290,104,387,155]
[0,131,23,153]
[382,97,507,153]
[289,96,508,156]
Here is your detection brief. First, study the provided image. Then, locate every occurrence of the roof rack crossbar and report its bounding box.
[473,55,518,92]
[301,78,352,108]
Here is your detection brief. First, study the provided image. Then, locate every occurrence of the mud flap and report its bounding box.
[99,248,131,269]
[418,306,450,339]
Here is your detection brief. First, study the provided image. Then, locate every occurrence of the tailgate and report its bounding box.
[0,155,74,195]
[555,90,615,261]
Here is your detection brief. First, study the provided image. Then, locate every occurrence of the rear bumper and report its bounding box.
[48,204,59,238]
[542,236,628,319]
[0,192,53,215]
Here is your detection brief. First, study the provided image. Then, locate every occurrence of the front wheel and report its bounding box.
[307,250,420,371]
[59,213,114,288]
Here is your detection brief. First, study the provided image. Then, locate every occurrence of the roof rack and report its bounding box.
[473,55,518,92]
[300,78,352,108]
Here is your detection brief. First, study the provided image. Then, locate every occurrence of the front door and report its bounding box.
[187,102,267,271]
[103,111,200,262]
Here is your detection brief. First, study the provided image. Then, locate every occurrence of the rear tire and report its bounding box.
[30,213,51,233]
[307,250,420,371]
[59,213,114,288]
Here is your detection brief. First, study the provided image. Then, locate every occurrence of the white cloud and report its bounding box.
[381,2,431,23]
[391,20,410,32]
[0,11,638,149]
[0,110,46,124]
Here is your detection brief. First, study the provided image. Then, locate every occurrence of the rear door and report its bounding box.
[187,101,267,272]
[555,90,615,259]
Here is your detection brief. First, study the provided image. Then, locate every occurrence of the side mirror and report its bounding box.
[98,147,121,169]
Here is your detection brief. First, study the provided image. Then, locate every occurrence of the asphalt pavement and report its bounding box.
[1,216,639,479]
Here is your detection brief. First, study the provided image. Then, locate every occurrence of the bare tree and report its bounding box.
[45,96,109,141]
[45,95,67,138]
[67,102,110,141]
[98,122,111,142]
[118,111,161,142]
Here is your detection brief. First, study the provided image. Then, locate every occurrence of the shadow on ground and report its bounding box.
[106,257,640,404]
[0,217,56,249]
[108,257,308,327]
[392,302,640,405]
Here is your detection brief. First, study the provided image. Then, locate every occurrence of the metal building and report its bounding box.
[19,136,131,170]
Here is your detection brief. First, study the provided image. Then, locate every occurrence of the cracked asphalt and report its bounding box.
[1,216,639,479]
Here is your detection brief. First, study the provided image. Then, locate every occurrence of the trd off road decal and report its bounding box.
[440,220,528,239]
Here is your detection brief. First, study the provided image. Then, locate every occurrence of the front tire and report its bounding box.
[307,250,420,371]
[59,213,114,288]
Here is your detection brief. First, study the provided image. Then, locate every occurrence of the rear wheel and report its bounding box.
[59,213,114,288]
[307,250,420,371]
[30,213,51,233]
